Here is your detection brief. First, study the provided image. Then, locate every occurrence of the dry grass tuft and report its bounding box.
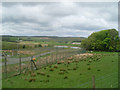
[64,76,68,79]
[57,60,64,64]
[47,75,50,77]
[31,73,36,77]
[49,68,54,71]
[60,68,66,71]
[29,78,36,82]
[58,71,64,74]
[54,65,58,68]
[37,72,45,76]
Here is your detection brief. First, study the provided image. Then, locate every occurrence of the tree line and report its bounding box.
[81,29,120,52]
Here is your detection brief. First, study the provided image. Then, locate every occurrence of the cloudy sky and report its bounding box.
[1,2,118,37]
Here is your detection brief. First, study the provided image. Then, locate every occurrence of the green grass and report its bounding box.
[2,52,118,88]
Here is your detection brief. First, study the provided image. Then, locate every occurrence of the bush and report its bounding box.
[29,78,36,82]
[38,44,42,47]
[88,67,91,70]
[49,68,54,71]
[23,45,26,49]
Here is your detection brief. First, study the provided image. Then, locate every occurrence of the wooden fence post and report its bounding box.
[92,75,95,90]
[19,55,21,74]
[56,52,57,63]
[51,53,54,64]
[31,56,33,71]
[4,55,7,78]
[46,55,48,66]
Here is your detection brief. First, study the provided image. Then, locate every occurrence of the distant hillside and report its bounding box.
[1,35,86,42]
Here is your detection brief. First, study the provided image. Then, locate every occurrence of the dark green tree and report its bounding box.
[81,29,119,51]
[23,45,26,49]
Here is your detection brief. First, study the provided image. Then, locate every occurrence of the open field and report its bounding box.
[2,36,85,50]
[2,52,118,88]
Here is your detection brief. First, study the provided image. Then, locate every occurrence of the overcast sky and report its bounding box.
[1,2,118,37]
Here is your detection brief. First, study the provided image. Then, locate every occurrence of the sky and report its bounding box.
[1,2,118,37]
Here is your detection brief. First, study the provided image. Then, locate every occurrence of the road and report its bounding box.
[1,52,52,66]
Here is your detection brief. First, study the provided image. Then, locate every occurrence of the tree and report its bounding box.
[81,29,119,51]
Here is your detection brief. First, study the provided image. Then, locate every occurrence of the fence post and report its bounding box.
[51,53,54,64]
[4,55,7,78]
[56,52,57,63]
[31,56,33,71]
[92,75,95,90]
[19,55,21,74]
[46,55,48,66]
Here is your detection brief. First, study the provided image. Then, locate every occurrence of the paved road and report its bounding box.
[1,52,52,66]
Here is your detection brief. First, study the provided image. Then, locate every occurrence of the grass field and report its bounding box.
[2,36,85,50]
[2,52,118,88]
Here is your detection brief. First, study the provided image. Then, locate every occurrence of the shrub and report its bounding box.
[97,69,101,71]
[45,80,49,83]
[23,45,26,49]
[49,66,52,68]
[47,75,50,77]
[60,68,66,71]
[67,68,71,70]
[57,60,64,64]
[64,64,66,65]
[50,68,54,71]
[89,60,92,63]
[67,65,69,67]
[67,61,72,64]
[29,78,36,82]
[64,76,68,79]
[88,67,91,70]
[76,66,79,68]
[54,65,58,68]
[73,68,77,70]
[87,63,90,65]
[24,78,28,81]
[38,44,42,47]
[58,71,64,74]
[67,57,73,60]
[31,73,36,77]
[37,72,45,76]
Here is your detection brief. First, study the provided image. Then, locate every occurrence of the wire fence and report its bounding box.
[2,47,86,79]
[74,72,118,88]
[1,48,118,88]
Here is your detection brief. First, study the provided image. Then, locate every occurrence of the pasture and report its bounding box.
[2,52,118,88]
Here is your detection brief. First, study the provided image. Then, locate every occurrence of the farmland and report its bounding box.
[1,35,84,58]
[2,52,118,88]
[2,35,84,50]
[1,35,119,88]
[1,2,119,89]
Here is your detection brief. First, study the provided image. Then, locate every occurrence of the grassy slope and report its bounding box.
[2,52,118,88]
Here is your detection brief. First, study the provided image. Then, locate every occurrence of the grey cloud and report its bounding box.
[2,2,118,37]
